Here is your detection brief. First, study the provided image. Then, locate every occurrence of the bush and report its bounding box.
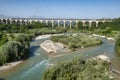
[0,33,31,65]
[50,34,102,50]
[0,41,23,65]
[43,58,111,80]
[0,34,8,46]
[115,34,120,53]
[105,27,112,33]
[14,33,30,49]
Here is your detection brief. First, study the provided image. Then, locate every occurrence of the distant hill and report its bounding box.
[0,14,45,18]
[0,14,11,18]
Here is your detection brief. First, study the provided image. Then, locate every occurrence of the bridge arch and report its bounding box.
[98,21,104,29]
[42,20,47,24]
[21,20,25,25]
[77,21,83,29]
[59,21,64,27]
[6,19,10,25]
[91,21,96,27]
[65,21,71,28]
[84,21,90,29]
[53,20,58,27]
[16,20,21,26]
[12,20,16,25]
[47,20,52,27]
[2,19,7,24]
[71,21,76,28]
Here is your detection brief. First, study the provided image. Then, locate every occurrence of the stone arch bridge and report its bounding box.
[0,18,112,28]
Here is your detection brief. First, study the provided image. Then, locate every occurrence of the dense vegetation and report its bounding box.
[51,34,102,50]
[0,33,8,46]
[43,58,114,80]
[77,18,120,31]
[0,18,119,65]
[115,34,120,53]
[0,22,67,65]
[0,34,30,65]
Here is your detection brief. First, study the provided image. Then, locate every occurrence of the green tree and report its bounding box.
[43,58,112,80]
[0,34,8,46]
[115,34,120,53]
[77,21,83,29]
[14,34,30,55]
[0,41,23,65]
[105,27,112,34]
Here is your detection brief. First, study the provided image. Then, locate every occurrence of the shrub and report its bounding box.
[0,33,31,65]
[115,34,120,53]
[43,58,111,80]
[0,41,23,65]
[50,34,102,50]
[14,33,30,49]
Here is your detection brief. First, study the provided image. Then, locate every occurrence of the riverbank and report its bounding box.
[0,33,120,80]
[40,40,70,54]
[92,34,114,40]
[43,54,118,80]
[35,34,64,40]
[0,34,62,72]
[37,33,102,58]
[93,54,110,62]
[0,60,23,72]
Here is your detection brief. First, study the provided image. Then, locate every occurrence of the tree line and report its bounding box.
[77,18,120,31]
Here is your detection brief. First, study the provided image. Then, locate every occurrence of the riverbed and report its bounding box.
[0,34,120,80]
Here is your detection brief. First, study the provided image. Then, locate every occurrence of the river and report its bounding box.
[0,35,120,80]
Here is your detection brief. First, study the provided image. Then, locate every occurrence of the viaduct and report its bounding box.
[0,18,112,28]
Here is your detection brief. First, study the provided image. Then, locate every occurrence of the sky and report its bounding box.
[0,0,120,19]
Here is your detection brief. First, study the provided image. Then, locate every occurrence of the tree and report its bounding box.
[43,58,111,80]
[115,34,120,53]
[105,27,112,33]
[0,41,23,65]
[77,21,83,29]
[14,34,30,55]
[84,22,90,29]
[91,22,96,29]
[0,34,8,46]
[0,33,31,65]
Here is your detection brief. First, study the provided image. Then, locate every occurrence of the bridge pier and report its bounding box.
[63,21,66,28]
[96,21,99,27]
[19,20,22,25]
[46,20,48,25]
[5,19,8,25]
[76,21,78,28]
[1,19,3,24]
[82,21,85,26]
[89,21,92,27]
[10,20,12,24]
[58,20,60,27]
[28,20,33,24]
[24,20,27,25]
[70,21,72,29]
[52,20,54,27]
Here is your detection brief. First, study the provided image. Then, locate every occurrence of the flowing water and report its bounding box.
[0,36,120,80]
